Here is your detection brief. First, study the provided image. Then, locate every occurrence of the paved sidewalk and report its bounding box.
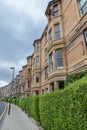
[1,103,40,130]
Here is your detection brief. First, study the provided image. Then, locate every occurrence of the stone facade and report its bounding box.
[0,0,87,98]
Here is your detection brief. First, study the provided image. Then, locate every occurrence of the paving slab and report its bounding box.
[1,103,39,130]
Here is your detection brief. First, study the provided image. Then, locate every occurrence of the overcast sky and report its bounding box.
[0,0,50,87]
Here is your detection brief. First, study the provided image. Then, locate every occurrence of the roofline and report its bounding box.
[19,70,22,73]
[26,55,32,60]
[45,0,59,16]
[33,39,41,46]
[22,65,27,69]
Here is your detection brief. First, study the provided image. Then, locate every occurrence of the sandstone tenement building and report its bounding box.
[0,0,87,98]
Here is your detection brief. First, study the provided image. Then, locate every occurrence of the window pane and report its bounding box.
[56,49,63,67]
[45,33,47,42]
[84,29,87,48]
[36,56,39,66]
[55,24,60,32]
[55,24,60,39]
[49,29,52,43]
[45,66,48,80]
[50,82,54,92]
[54,5,58,12]
[49,53,52,63]
[80,0,86,7]
[45,48,48,60]
[54,5,58,16]
[55,32,60,39]
[56,49,62,57]
[81,1,87,14]
[49,53,53,71]
[45,88,48,93]
[37,44,40,51]
[85,29,87,41]
[58,59,63,67]
[36,72,40,83]
[36,72,40,77]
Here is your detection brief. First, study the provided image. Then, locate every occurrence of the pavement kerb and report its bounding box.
[0,102,7,121]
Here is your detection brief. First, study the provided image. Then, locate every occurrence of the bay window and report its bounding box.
[36,56,39,67]
[49,29,52,43]
[53,5,59,16]
[54,24,61,39]
[45,66,48,80]
[55,49,63,67]
[49,53,53,71]
[36,72,40,83]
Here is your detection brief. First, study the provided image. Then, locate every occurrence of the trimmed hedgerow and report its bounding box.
[10,74,87,130]
[66,71,87,85]
[72,83,87,130]
[15,96,40,122]
[39,83,87,130]
[27,96,40,121]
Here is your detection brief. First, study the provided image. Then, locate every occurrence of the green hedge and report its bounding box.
[9,75,87,130]
[39,83,87,130]
[66,71,87,85]
[72,83,87,130]
[27,96,40,121]
[14,96,40,122]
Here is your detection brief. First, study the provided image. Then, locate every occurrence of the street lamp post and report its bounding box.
[10,67,15,97]
[8,67,15,115]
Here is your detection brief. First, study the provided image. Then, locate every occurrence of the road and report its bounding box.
[0,102,6,130]
[0,103,5,117]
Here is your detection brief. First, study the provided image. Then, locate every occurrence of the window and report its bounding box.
[45,88,48,93]
[34,43,40,52]
[33,74,35,84]
[27,93,29,97]
[57,81,64,89]
[53,5,59,16]
[49,53,53,71]
[42,89,44,94]
[54,24,61,39]
[37,44,40,52]
[45,33,47,43]
[50,82,54,92]
[36,72,40,83]
[45,66,48,80]
[27,58,31,65]
[45,48,48,60]
[28,80,30,88]
[36,90,39,95]
[78,0,87,15]
[36,56,39,67]
[49,29,52,43]
[55,49,63,67]
[84,28,87,48]
[27,68,30,75]
[26,80,30,88]
[33,58,35,67]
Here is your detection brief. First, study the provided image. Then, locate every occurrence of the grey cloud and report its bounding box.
[0,0,50,86]
[0,68,11,82]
